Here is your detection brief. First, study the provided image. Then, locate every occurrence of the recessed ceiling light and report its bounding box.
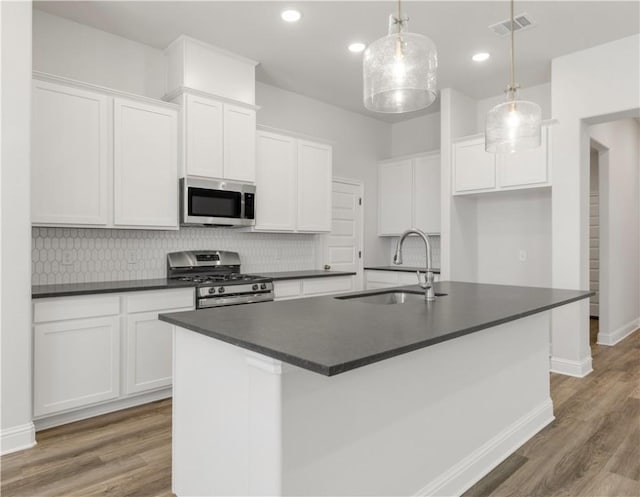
[472,52,491,62]
[348,42,366,53]
[281,9,302,22]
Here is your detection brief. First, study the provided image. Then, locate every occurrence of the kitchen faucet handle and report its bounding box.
[416,271,429,289]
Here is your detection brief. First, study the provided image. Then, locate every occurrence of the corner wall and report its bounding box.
[550,34,640,376]
[1,0,36,454]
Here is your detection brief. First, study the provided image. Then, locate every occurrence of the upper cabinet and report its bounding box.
[113,98,178,229]
[31,75,180,230]
[452,124,552,196]
[378,152,441,236]
[177,92,256,182]
[32,80,110,226]
[255,130,332,233]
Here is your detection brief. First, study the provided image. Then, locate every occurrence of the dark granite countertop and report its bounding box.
[32,270,355,298]
[160,281,593,377]
[32,278,197,299]
[365,266,441,274]
[257,270,356,281]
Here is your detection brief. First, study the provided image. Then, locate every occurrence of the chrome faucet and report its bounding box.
[393,229,436,302]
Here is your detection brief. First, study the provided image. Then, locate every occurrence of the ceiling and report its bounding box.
[34,1,640,123]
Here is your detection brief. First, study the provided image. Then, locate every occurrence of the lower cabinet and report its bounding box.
[33,288,195,422]
[365,270,440,290]
[273,276,354,301]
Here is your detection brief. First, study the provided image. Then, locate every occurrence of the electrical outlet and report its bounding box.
[126,250,137,265]
[518,249,527,262]
[62,250,74,266]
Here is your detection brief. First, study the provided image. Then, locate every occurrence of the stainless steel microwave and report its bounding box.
[180,177,256,227]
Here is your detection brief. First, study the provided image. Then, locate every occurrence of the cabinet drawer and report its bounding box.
[302,276,353,296]
[34,295,120,323]
[273,280,302,300]
[397,272,419,285]
[126,288,195,314]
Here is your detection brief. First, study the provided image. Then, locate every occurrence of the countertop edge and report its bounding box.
[365,266,441,274]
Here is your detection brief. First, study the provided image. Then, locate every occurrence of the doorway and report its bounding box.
[320,178,364,290]
[588,144,601,345]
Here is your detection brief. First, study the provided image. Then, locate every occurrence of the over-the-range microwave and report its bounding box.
[180,177,256,227]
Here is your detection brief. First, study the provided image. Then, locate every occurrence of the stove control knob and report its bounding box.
[252,284,259,291]
[218,287,225,294]
[260,283,267,290]
[208,288,216,295]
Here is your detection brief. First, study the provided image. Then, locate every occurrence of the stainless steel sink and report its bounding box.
[336,290,447,305]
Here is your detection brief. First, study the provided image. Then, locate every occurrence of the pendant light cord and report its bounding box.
[509,0,515,92]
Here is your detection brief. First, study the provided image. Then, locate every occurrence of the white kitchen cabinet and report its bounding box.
[378,159,413,236]
[32,79,110,226]
[224,103,256,182]
[378,152,441,236]
[34,314,120,417]
[453,124,552,195]
[31,74,180,229]
[255,131,297,231]
[273,276,354,301]
[255,130,332,233]
[124,289,194,395]
[113,98,178,229]
[365,269,440,290]
[177,91,256,182]
[297,140,332,232]
[33,287,195,425]
[452,136,496,194]
[184,93,224,179]
[496,125,550,188]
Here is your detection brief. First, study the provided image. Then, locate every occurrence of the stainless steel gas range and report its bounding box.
[167,250,274,309]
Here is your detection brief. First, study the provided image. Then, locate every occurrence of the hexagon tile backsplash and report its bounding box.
[388,235,441,268]
[32,227,318,285]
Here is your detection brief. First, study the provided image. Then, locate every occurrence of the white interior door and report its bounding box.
[321,179,364,290]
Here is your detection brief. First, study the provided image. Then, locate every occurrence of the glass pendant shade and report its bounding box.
[363,16,437,113]
[485,94,542,154]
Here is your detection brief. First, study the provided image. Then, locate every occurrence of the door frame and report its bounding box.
[319,177,365,291]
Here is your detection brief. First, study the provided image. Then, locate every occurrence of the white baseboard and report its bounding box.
[550,355,593,378]
[34,388,172,431]
[1,422,37,455]
[597,317,640,346]
[414,400,554,497]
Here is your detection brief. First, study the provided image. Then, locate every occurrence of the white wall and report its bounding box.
[390,112,440,157]
[590,119,640,344]
[31,10,392,267]
[1,1,36,454]
[33,9,166,98]
[475,190,552,287]
[550,34,640,376]
[476,83,552,133]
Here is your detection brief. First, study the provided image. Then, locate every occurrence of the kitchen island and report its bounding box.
[160,281,592,496]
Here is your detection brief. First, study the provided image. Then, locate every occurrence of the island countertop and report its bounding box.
[159,281,592,376]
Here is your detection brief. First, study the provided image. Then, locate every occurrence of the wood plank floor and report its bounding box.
[2,329,638,497]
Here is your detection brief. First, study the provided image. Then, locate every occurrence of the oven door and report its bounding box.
[181,178,255,227]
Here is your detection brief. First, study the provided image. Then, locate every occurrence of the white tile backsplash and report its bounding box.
[388,235,441,268]
[32,227,318,285]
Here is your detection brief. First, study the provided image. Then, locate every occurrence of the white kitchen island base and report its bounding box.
[172,311,554,497]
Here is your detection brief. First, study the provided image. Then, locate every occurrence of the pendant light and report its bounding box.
[485,0,541,153]
[363,0,438,113]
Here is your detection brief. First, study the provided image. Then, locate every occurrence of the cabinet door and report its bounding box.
[497,126,549,188]
[185,94,224,179]
[297,140,332,232]
[453,137,496,194]
[255,131,297,231]
[34,316,120,417]
[413,154,441,233]
[32,80,109,226]
[378,160,413,235]
[113,98,178,229]
[124,309,189,395]
[223,104,256,183]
